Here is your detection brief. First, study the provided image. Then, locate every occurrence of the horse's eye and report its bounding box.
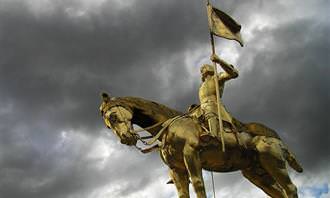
[109,113,118,124]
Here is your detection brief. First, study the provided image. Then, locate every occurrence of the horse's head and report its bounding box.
[99,93,137,146]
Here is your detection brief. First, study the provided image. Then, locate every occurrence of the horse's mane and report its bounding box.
[108,97,182,126]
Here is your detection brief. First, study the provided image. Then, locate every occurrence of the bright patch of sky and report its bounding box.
[293,168,330,198]
[88,171,176,198]
[86,136,115,170]
[299,184,329,198]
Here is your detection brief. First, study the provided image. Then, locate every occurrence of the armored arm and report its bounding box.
[210,54,239,81]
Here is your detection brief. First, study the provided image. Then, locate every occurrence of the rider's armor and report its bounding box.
[198,63,238,139]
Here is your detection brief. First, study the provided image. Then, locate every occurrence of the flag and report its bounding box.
[207,3,244,46]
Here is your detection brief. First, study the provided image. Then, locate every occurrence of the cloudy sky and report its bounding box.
[0,0,329,197]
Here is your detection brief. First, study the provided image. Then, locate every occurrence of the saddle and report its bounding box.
[186,104,281,145]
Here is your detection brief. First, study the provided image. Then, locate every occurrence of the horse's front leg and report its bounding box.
[169,168,190,198]
[183,143,207,198]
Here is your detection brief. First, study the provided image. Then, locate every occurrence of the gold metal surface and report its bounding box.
[97,2,302,197]
[99,95,303,198]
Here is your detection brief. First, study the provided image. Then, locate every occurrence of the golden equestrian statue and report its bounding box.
[98,1,303,197]
[99,91,302,198]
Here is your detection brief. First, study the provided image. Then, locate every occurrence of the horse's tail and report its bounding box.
[283,146,303,173]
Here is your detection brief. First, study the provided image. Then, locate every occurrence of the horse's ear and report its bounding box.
[101,92,110,101]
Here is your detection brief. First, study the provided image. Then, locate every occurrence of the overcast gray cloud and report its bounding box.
[0,0,329,197]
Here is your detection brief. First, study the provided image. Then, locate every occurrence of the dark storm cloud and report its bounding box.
[0,0,208,197]
[0,0,329,197]
[0,0,208,132]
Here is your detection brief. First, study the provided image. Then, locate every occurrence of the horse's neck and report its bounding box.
[131,108,166,137]
[117,96,181,136]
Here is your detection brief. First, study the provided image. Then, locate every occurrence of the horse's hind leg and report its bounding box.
[242,167,287,198]
[169,168,190,198]
[261,162,297,198]
[255,137,298,198]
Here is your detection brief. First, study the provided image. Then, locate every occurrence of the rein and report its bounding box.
[111,105,164,153]
[111,105,183,154]
[130,120,165,153]
[132,122,163,146]
[132,121,164,133]
[133,115,185,153]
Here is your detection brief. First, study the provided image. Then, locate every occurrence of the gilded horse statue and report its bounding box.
[99,93,303,198]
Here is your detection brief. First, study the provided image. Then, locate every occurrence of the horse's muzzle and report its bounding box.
[120,134,137,146]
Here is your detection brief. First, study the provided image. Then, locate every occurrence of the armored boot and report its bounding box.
[200,114,219,144]
[208,117,219,137]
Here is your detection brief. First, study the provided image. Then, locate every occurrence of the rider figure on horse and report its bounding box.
[199,54,238,142]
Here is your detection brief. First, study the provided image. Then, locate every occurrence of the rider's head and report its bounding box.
[200,64,214,81]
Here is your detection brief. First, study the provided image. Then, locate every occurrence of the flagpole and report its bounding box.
[206,0,225,152]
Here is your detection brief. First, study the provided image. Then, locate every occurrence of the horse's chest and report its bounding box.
[160,144,185,169]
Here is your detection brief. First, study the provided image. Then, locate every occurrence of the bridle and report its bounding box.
[104,105,164,153]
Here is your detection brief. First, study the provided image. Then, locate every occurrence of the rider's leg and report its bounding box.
[205,115,243,148]
[169,168,190,198]
[200,113,219,142]
[208,116,219,137]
